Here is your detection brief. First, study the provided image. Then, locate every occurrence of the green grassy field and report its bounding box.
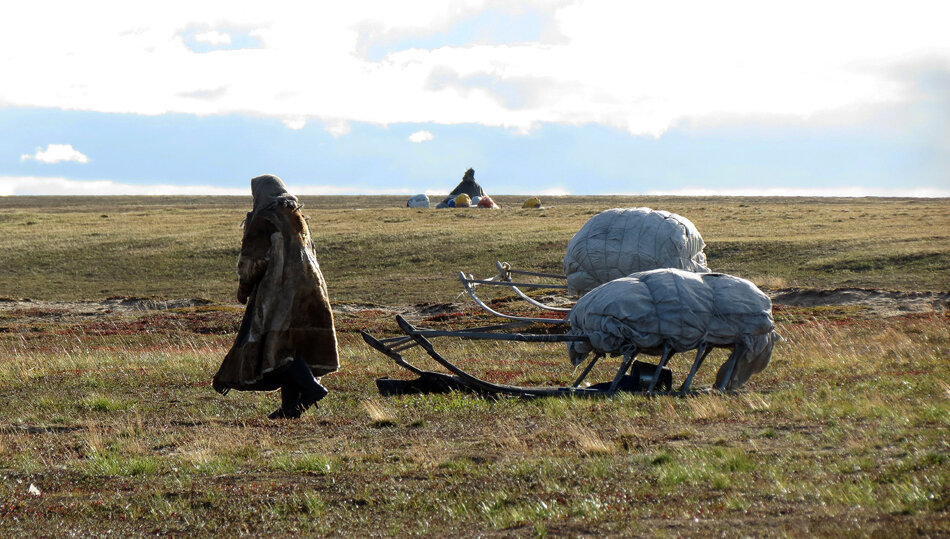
[2,195,947,303]
[0,196,948,536]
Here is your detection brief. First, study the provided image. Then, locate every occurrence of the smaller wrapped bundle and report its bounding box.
[564,208,709,296]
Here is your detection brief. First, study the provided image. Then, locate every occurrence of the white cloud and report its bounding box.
[408,130,433,143]
[20,144,89,164]
[0,1,948,136]
[323,119,351,137]
[0,176,242,196]
[194,30,231,46]
[282,117,307,130]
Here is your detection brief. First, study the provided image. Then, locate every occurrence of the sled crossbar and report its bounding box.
[490,261,571,312]
[376,319,540,350]
[459,271,569,324]
[494,261,566,281]
[464,278,568,290]
[406,328,585,343]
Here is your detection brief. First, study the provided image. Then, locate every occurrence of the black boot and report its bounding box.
[287,357,328,413]
[267,358,327,419]
[268,383,301,420]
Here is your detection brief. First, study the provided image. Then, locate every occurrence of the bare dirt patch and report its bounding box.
[0,296,213,321]
[768,287,950,317]
[1,288,946,325]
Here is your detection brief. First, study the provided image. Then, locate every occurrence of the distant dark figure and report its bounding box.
[448,168,485,199]
[213,174,339,419]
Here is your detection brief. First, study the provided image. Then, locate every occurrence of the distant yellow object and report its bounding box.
[455,193,472,207]
[522,196,541,208]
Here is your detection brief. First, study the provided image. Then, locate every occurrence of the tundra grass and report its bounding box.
[0,196,948,536]
[0,306,947,536]
[1,196,948,303]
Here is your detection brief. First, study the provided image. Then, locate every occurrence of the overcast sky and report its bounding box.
[2,0,948,196]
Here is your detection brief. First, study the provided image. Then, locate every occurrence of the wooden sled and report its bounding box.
[365,263,746,398]
[362,315,675,398]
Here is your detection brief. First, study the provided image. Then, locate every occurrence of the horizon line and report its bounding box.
[1,176,948,198]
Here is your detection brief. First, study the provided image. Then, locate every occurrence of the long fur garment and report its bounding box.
[213,179,338,393]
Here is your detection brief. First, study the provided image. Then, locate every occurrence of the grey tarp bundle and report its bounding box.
[407,194,430,208]
[563,208,709,296]
[567,268,778,390]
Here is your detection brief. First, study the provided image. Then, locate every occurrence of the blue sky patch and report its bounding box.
[181,27,263,54]
[359,8,554,62]
[2,106,944,195]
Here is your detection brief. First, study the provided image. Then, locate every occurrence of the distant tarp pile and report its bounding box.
[436,168,499,208]
[476,195,498,208]
[407,194,430,208]
[568,268,779,390]
[522,196,541,208]
[563,207,709,296]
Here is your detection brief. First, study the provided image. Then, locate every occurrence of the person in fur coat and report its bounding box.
[213,174,339,419]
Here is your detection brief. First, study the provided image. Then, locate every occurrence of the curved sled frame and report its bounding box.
[362,327,594,397]
[458,272,568,324]
[394,315,620,397]
[458,261,573,323]
[370,318,541,358]
[492,261,573,313]
[459,260,571,318]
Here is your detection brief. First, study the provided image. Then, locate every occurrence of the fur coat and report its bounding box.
[213,175,338,393]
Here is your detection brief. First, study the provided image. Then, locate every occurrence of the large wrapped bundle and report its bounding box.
[563,208,709,296]
[407,194,430,208]
[567,268,777,390]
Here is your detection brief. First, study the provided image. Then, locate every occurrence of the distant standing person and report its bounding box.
[213,174,339,419]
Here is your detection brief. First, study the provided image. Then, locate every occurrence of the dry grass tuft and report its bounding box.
[568,423,614,455]
[83,421,106,456]
[492,425,529,453]
[361,399,397,427]
[751,275,788,289]
[687,394,731,420]
[742,393,771,412]
[936,380,950,401]
[402,439,447,471]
